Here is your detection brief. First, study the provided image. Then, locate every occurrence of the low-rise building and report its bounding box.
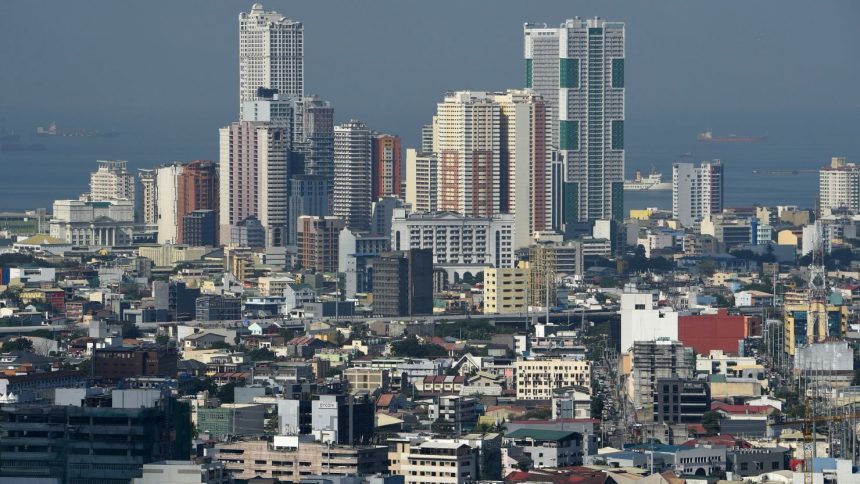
[196,403,266,438]
[505,428,584,469]
[515,358,591,400]
[133,460,231,484]
[399,440,477,484]
[215,437,388,481]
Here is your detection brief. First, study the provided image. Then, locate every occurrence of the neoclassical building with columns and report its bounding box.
[50,199,134,247]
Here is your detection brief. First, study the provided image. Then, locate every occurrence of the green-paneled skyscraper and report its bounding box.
[525,18,625,224]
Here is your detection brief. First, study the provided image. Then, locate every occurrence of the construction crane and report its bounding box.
[774,401,860,484]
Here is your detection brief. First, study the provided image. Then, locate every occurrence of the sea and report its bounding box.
[1,106,858,213]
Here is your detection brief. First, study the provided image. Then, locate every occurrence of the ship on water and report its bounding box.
[624,168,671,191]
[36,121,120,138]
[698,130,766,143]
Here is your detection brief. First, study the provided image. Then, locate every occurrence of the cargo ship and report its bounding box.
[36,122,120,138]
[698,130,766,143]
[624,168,671,191]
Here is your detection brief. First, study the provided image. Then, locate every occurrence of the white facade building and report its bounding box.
[156,163,183,244]
[672,160,724,228]
[89,160,134,203]
[333,120,372,232]
[50,200,135,246]
[390,208,515,269]
[238,3,303,105]
[525,18,625,222]
[620,292,678,354]
[405,148,437,214]
[819,157,860,214]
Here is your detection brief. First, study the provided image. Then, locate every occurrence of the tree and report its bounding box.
[247,348,276,362]
[155,334,171,346]
[1,338,33,352]
[702,411,721,436]
[120,322,140,339]
[390,336,447,358]
[697,258,716,277]
[519,407,552,420]
[217,382,239,403]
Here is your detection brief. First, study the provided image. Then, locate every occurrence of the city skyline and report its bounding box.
[0,2,857,145]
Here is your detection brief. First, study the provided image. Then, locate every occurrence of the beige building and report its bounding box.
[515,359,591,400]
[343,367,390,394]
[138,244,209,267]
[405,149,437,214]
[257,276,295,297]
[215,437,387,481]
[483,265,528,314]
[390,439,477,484]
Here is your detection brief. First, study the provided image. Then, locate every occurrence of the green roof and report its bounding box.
[506,428,579,441]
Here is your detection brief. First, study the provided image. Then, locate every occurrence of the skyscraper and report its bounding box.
[672,160,724,228]
[219,122,291,247]
[137,169,158,225]
[333,120,372,231]
[494,90,551,248]
[525,18,625,222]
[819,157,860,215]
[238,3,303,105]
[434,91,500,217]
[420,124,434,154]
[291,95,335,184]
[405,149,437,214]
[156,163,183,244]
[89,160,135,203]
[287,174,330,247]
[177,160,219,245]
[371,133,402,200]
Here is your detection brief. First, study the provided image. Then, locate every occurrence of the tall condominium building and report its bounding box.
[405,149,437,213]
[631,339,695,408]
[177,160,219,245]
[434,91,500,217]
[137,168,157,224]
[156,163,184,244]
[296,215,345,272]
[371,133,403,200]
[292,95,335,184]
[672,160,724,228]
[525,18,625,222]
[390,208,515,269]
[219,122,291,247]
[333,120,372,231]
[238,3,303,104]
[240,90,293,128]
[819,157,860,214]
[421,124,434,154]
[287,174,330,246]
[494,90,551,248]
[89,160,135,202]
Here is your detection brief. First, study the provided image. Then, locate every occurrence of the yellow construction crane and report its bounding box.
[775,402,860,484]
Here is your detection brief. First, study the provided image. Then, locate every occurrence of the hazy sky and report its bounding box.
[1,0,858,142]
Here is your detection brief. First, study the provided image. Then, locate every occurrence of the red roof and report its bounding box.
[681,433,751,448]
[711,401,774,415]
[376,393,395,407]
[422,375,465,384]
[506,467,608,484]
